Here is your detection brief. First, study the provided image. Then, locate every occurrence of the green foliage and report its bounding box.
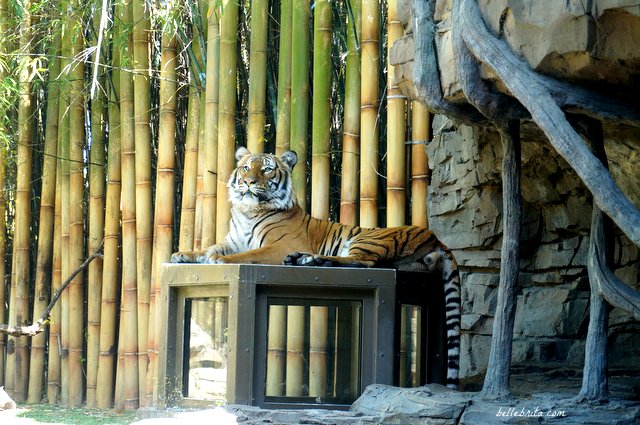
[18,404,138,424]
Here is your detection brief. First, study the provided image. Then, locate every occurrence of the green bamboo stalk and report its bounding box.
[290,0,310,210]
[359,0,379,228]
[247,0,268,153]
[0,0,8,388]
[216,0,239,241]
[339,0,361,226]
[275,0,292,155]
[311,0,332,220]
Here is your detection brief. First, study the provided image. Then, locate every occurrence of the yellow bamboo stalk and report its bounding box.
[7,0,35,401]
[27,25,61,403]
[68,0,86,406]
[247,0,268,153]
[359,0,379,228]
[59,16,71,404]
[47,149,62,404]
[311,0,331,220]
[49,24,71,403]
[85,0,106,406]
[133,0,152,404]
[201,5,220,248]
[275,0,292,155]
[179,84,200,251]
[266,306,286,396]
[193,22,205,251]
[285,306,305,397]
[339,0,361,226]
[120,0,140,409]
[146,32,178,406]
[411,102,430,227]
[216,0,239,241]
[290,0,310,210]
[386,0,406,227]
[96,44,122,410]
[309,307,328,398]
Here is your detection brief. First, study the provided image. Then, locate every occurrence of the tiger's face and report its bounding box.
[228,147,298,211]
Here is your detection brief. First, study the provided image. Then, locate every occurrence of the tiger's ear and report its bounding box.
[235,147,251,162]
[280,150,298,170]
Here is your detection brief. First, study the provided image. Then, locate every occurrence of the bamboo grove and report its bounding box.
[0,0,433,409]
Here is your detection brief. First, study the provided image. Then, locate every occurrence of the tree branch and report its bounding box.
[411,0,484,124]
[0,240,104,337]
[458,0,640,247]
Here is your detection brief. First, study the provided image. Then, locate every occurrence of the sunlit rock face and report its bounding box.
[390,0,639,381]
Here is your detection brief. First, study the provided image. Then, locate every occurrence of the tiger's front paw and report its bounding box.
[171,252,195,263]
[284,252,335,267]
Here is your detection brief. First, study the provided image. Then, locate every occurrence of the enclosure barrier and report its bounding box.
[155,264,445,410]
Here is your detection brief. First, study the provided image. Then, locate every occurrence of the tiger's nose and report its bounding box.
[244,176,256,186]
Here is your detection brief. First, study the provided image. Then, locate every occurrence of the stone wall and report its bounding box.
[426,115,640,379]
[391,0,640,381]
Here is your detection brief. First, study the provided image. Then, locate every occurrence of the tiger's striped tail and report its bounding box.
[441,249,461,389]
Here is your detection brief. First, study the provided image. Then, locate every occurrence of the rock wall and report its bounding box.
[426,115,640,379]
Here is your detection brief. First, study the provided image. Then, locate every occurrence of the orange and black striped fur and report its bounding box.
[171,147,462,388]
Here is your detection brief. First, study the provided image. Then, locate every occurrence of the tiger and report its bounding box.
[171,147,462,389]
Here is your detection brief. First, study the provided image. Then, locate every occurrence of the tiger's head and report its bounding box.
[228,147,298,212]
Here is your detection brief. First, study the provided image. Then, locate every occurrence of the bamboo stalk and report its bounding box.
[0,0,8,387]
[133,0,152,404]
[399,306,408,386]
[275,0,292,155]
[27,23,61,403]
[68,0,87,406]
[247,0,268,153]
[59,12,71,404]
[7,0,35,401]
[359,0,379,228]
[179,84,200,251]
[146,31,178,406]
[120,0,140,408]
[201,5,219,248]
[285,306,306,397]
[386,0,406,227]
[340,0,361,226]
[266,305,286,396]
[311,0,331,220]
[47,157,62,404]
[86,0,106,406]
[216,0,239,241]
[96,42,122,410]
[290,0,310,210]
[193,16,205,251]
[309,306,328,398]
[51,21,71,403]
[410,102,430,227]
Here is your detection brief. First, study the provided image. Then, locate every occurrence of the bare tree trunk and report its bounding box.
[576,116,610,402]
[481,120,521,400]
